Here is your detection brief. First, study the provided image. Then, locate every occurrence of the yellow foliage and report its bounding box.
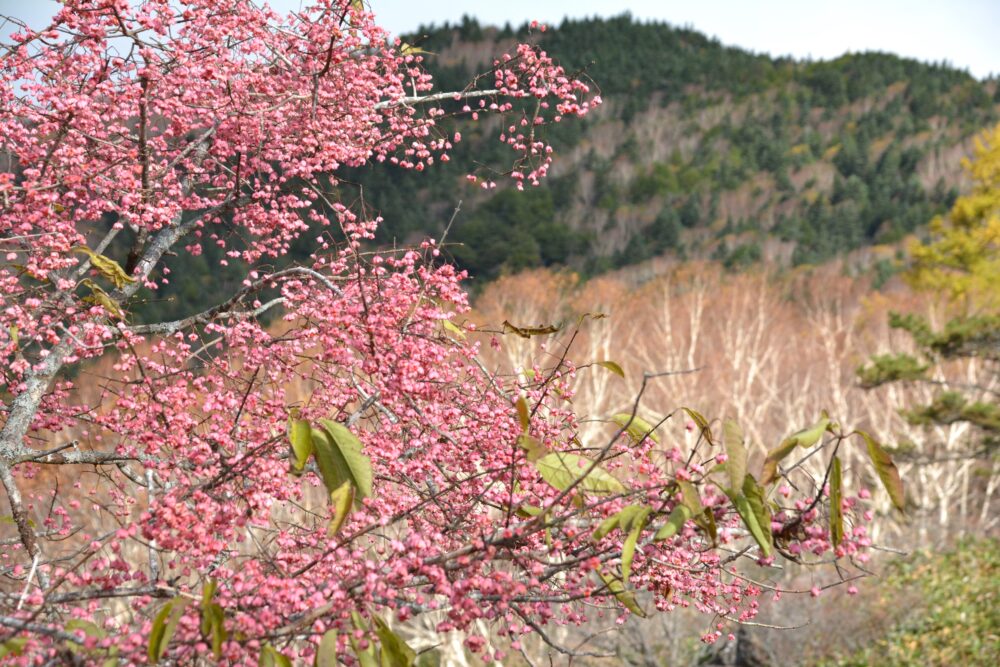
[908,123,1000,308]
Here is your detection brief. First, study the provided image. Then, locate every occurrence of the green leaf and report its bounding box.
[66,619,107,640]
[677,480,704,515]
[515,503,543,518]
[516,434,547,463]
[856,430,905,511]
[0,638,27,659]
[611,413,661,445]
[595,360,625,378]
[515,395,530,431]
[288,415,313,475]
[597,570,647,617]
[373,615,416,667]
[723,419,747,492]
[315,630,338,667]
[329,479,354,535]
[535,452,626,495]
[592,504,647,542]
[727,475,773,558]
[653,504,693,542]
[761,417,832,485]
[148,598,188,664]
[830,455,844,548]
[259,644,293,667]
[682,407,713,442]
[199,581,226,657]
[314,419,373,500]
[72,245,136,288]
[351,612,379,667]
[415,649,442,667]
[621,508,650,583]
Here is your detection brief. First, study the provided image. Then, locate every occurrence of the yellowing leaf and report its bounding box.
[761,417,832,485]
[856,430,905,511]
[516,434,547,462]
[259,644,293,667]
[288,415,313,475]
[502,320,560,338]
[535,452,625,495]
[681,407,713,442]
[598,570,647,617]
[441,319,465,338]
[611,413,661,445]
[80,279,125,320]
[515,394,530,431]
[72,245,136,288]
[315,630,338,667]
[723,419,747,492]
[373,614,416,667]
[329,480,354,535]
[830,455,844,548]
[595,360,625,378]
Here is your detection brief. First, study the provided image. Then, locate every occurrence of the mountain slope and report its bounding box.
[345,14,999,282]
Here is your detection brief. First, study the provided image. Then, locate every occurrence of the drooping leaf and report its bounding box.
[516,434,547,462]
[653,503,693,542]
[595,360,625,378]
[856,430,905,511]
[314,419,373,500]
[727,475,773,558]
[373,615,416,667]
[682,407,713,442]
[592,504,645,541]
[329,480,354,535]
[535,452,626,495]
[597,570,647,617]
[723,419,747,493]
[350,612,379,667]
[761,417,832,485]
[677,480,704,515]
[698,506,718,545]
[80,279,125,320]
[315,630,338,667]
[288,414,313,475]
[611,413,661,445]
[515,395,530,430]
[502,320,560,338]
[148,598,188,663]
[830,455,844,548]
[621,508,650,583]
[72,245,136,288]
[259,644,293,667]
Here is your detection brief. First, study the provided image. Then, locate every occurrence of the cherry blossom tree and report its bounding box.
[0,2,896,664]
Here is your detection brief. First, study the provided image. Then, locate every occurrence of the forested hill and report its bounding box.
[346,14,999,281]
[140,14,1000,322]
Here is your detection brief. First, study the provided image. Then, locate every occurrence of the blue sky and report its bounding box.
[2,0,997,78]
